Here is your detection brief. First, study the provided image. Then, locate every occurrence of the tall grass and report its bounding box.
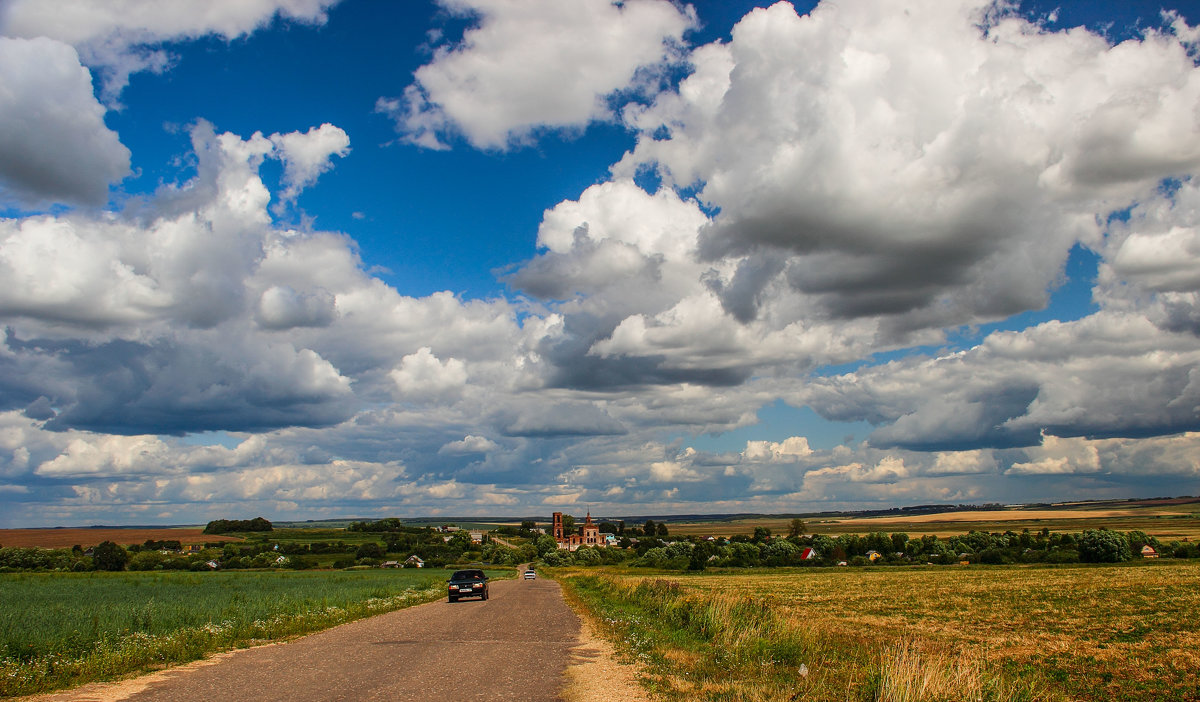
[0,570,456,697]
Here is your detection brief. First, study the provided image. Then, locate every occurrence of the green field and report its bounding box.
[0,568,506,697]
[560,561,1200,702]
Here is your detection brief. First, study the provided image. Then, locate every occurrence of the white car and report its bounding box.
[523,569,536,580]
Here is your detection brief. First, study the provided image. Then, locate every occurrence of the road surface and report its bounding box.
[31,574,582,702]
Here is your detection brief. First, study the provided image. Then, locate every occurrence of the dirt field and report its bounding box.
[0,528,240,549]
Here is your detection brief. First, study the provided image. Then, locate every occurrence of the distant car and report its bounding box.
[447,569,489,602]
[523,569,536,580]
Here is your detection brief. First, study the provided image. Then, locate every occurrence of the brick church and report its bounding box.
[552,511,605,551]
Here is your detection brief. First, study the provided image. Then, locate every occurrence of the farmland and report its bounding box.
[560,561,1200,702]
[0,568,506,697]
[664,497,1200,541]
[0,528,240,549]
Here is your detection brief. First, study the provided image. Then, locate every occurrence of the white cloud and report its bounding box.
[1,0,339,99]
[616,0,1200,336]
[391,347,469,402]
[382,0,696,149]
[742,436,813,462]
[0,37,129,206]
[439,435,499,454]
[268,123,350,209]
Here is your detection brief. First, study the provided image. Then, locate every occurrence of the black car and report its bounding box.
[447,569,489,602]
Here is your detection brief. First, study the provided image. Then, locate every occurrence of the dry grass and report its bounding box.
[0,528,240,549]
[563,561,1200,701]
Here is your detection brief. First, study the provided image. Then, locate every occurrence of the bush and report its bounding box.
[1078,530,1132,563]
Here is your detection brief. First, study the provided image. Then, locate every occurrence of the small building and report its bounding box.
[469,531,484,544]
[204,560,220,570]
[380,560,400,568]
[1142,545,1159,558]
[185,544,204,554]
[799,547,817,560]
[405,555,425,568]
[866,550,882,562]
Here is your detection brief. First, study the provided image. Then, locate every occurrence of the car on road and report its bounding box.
[447,569,489,602]
[523,569,536,580]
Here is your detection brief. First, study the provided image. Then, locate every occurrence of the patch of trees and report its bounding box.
[203,517,272,534]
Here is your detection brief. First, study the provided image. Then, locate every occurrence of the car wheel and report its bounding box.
[482,590,488,600]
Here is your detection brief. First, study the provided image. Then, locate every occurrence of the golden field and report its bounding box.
[562,561,1200,701]
[666,498,1200,541]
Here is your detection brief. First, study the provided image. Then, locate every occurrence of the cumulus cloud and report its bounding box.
[268,123,350,209]
[615,0,1200,336]
[380,0,696,149]
[0,37,130,206]
[439,435,499,454]
[0,0,339,99]
[799,312,1200,450]
[390,347,468,402]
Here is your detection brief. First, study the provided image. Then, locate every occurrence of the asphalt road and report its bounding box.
[34,574,581,702]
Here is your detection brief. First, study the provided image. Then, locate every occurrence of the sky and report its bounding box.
[1,0,1199,527]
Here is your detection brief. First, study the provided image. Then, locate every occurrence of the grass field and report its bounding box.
[560,561,1200,701]
[0,568,505,697]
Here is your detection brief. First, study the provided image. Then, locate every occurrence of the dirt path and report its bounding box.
[23,576,581,702]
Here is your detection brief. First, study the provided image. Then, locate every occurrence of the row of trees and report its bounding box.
[203,517,273,534]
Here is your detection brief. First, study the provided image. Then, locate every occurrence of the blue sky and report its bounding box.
[1,0,1199,526]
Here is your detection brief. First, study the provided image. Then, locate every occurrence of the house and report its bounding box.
[380,560,400,568]
[274,555,288,565]
[405,555,425,568]
[866,550,882,562]
[1142,545,1159,558]
[469,531,484,544]
[799,547,817,560]
[204,560,220,570]
[185,544,204,554]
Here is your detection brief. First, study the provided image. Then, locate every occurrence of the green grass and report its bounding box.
[0,569,503,697]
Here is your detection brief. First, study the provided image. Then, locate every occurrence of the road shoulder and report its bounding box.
[562,602,651,702]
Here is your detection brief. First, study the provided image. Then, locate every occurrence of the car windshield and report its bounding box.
[452,570,484,580]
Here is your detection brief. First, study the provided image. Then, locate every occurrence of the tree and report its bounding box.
[788,518,807,538]
[519,520,537,532]
[448,530,473,552]
[92,541,128,571]
[562,514,576,534]
[643,519,656,537]
[752,526,771,543]
[356,542,386,560]
[534,534,558,557]
[656,522,669,537]
[1078,529,1132,563]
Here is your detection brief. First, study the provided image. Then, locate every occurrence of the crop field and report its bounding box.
[561,561,1200,701]
[667,498,1200,540]
[0,528,240,549]
[0,568,498,697]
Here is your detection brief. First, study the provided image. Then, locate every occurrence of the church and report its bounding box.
[552,511,605,551]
